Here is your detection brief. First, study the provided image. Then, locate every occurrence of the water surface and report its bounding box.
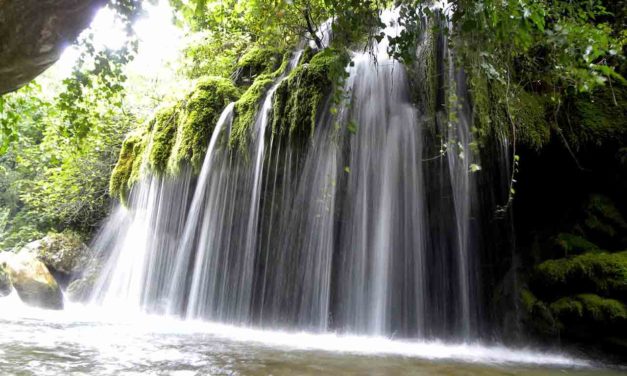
[0,294,621,376]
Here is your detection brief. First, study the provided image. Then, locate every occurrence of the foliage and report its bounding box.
[180,30,250,79]
[56,1,143,141]
[0,84,49,155]
[382,0,626,172]
[424,0,624,91]
[0,77,132,250]
[170,0,390,51]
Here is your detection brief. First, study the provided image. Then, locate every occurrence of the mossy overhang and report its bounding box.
[271,48,350,148]
[0,0,106,95]
[108,76,241,203]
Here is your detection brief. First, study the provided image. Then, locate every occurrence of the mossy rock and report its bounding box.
[298,45,318,66]
[144,77,241,176]
[464,54,554,150]
[66,271,97,303]
[64,244,104,303]
[271,48,350,148]
[229,50,294,153]
[520,288,559,336]
[407,28,438,120]
[561,85,627,148]
[3,251,63,310]
[531,251,627,300]
[230,77,276,153]
[109,77,241,201]
[235,46,285,86]
[550,294,627,329]
[20,231,89,277]
[168,77,240,172]
[147,105,181,175]
[511,90,550,150]
[583,194,627,241]
[554,233,601,256]
[109,129,147,204]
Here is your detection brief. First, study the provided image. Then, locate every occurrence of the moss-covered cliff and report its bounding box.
[109,46,346,203]
[109,76,240,203]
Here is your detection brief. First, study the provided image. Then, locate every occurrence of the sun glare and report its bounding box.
[53,1,183,82]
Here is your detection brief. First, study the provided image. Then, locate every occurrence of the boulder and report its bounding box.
[1,251,63,309]
[65,253,103,303]
[66,275,95,302]
[22,232,90,277]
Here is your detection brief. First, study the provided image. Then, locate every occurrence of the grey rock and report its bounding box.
[0,0,107,94]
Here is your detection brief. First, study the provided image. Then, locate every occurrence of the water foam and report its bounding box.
[0,295,589,368]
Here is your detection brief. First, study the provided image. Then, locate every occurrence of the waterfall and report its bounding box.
[90,170,194,313]
[91,10,483,341]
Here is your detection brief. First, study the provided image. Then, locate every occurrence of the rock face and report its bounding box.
[0,251,63,309]
[0,0,107,94]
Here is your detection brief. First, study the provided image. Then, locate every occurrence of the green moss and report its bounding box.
[228,49,301,152]
[466,69,511,146]
[271,48,350,147]
[577,293,627,322]
[298,46,317,65]
[549,296,584,319]
[169,77,240,173]
[550,294,627,325]
[407,29,446,134]
[109,77,241,194]
[42,231,84,254]
[584,194,627,239]
[467,67,489,139]
[555,233,601,255]
[109,129,147,204]
[521,288,538,313]
[464,54,552,150]
[511,90,550,149]
[235,46,284,86]
[230,77,275,153]
[533,251,627,299]
[521,288,560,335]
[563,85,627,148]
[148,105,180,175]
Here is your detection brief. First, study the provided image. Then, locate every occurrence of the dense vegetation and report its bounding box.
[0,0,624,358]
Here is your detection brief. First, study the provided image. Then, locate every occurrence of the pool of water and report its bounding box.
[0,294,622,375]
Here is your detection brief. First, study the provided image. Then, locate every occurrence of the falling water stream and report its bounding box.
[0,9,621,376]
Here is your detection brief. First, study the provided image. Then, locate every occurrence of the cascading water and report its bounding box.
[92,10,481,341]
[331,42,425,337]
[90,169,194,312]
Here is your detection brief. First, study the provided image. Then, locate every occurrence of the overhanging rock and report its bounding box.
[0,0,107,95]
